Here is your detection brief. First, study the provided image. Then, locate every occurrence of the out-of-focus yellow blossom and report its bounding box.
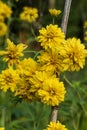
[84,31,87,42]
[49,9,61,16]
[0,1,12,19]
[84,21,87,28]
[0,15,4,22]
[60,38,87,71]
[45,121,68,130]
[15,0,19,2]
[38,49,64,74]
[85,31,87,35]
[20,7,38,23]
[0,22,7,36]
[37,24,65,49]
[0,67,19,92]
[84,36,87,42]
[38,78,66,106]
[0,128,5,130]
[0,39,27,66]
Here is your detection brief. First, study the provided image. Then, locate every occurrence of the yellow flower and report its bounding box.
[15,58,39,101]
[15,76,36,101]
[0,67,19,92]
[17,58,38,76]
[16,70,54,101]
[0,1,12,19]
[0,39,27,66]
[45,121,68,130]
[38,78,66,106]
[20,7,38,23]
[49,9,61,16]
[38,49,64,74]
[29,71,54,92]
[37,24,65,49]
[60,38,87,71]
[0,22,7,36]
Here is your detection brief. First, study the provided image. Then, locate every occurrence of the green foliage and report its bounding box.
[6,101,50,130]
[58,68,87,130]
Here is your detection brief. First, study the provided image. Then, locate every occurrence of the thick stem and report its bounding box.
[48,0,55,9]
[50,106,58,122]
[61,0,72,35]
[50,0,72,122]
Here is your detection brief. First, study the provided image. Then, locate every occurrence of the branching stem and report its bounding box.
[61,0,72,35]
[50,0,72,122]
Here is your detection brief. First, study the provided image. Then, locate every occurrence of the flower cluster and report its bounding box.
[20,7,38,23]
[38,24,87,73]
[0,21,87,106]
[0,38,66,106]
[0,1,12,36]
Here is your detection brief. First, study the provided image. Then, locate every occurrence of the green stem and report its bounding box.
[52,17,55,24]
[72,121,78,130]
[34,122,37,130]
[0,92,6,127]
[64,74,87,115]
[1,108,5,127]
[24,50,39,53]
[30,23,36,37]
[63,74,74,88]
[34,51,41,59]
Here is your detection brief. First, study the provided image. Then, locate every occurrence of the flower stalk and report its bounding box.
[0,92,5,128]
[48,0,55,9]
[61,0,72,35]
[50,0,72,122]
[50,106,58,122]
[1,108,5,127]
